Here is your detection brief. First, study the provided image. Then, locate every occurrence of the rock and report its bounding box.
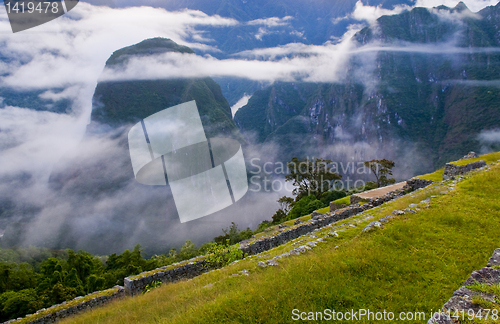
[403,208,416,214]
[296,247,307,253]
[427,311,453,324]
[257,261,267,268]
[392,210,405,215]
[329,231,339,237]
[306,241,317,248]
[408,203,418,208]
[463,267,500,286]
[239,269,249,276]
[463,151,479,159]
[362,221,382,233]
[349,224,357,227]
[378,217,389,223]
[266,260,279,266]
[294,219,302,225]
[316,238,326,243]
[309,234,318,239]
[311,211,323,220]
[486,248,500,267]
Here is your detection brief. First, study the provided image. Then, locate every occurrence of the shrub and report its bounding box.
[287,195,323,220]
[143,280,162,294]
[204,241,244,268]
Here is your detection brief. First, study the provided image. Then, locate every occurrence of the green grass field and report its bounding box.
[58,153,500,324]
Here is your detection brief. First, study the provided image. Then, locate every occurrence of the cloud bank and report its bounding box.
[0,0,499,253]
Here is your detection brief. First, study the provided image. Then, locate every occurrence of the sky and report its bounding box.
[0,0,499,253]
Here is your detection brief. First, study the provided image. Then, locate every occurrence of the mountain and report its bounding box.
[90,38,239,139]
[235,2,500,171]
[1,38,244,255]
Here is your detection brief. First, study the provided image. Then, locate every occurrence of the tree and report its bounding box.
[277,196,294,214]
[271,196,294,224]
[214,223,252,246]
[363,159,396,187]
[285,157,342,200]
[271,209,287,224]
[178,240,198,260]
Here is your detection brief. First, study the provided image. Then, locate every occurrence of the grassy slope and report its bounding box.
[60,153,500,324]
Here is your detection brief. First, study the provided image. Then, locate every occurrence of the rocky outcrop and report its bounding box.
[428,248,500,324]
[442,161,486,180]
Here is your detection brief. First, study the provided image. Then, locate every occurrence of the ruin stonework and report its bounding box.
[442,160,486,180]
[428,249,500,324]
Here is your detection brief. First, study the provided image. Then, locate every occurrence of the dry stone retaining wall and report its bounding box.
[7,177,435,323]
[4,286,125,324]
[443,160,486,180]
[428,249,500,324]
[124,178,434,296]
[124,260,208,296]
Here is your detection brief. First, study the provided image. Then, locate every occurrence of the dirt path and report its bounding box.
[354,181,406,200]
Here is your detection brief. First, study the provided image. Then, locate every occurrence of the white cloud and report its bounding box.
[349,0,495,25]
[0,0,500,251]
[415,0,499,12]
[255,27,268,40]
[290,30,304,38]
[39,86,82,102]
[351,0,411,24]
[0,105,88,180]
[247,16,293,27]
[478,128,500,142]
[0,3,237,92]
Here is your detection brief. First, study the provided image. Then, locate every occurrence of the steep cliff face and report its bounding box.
[235,2,500,169]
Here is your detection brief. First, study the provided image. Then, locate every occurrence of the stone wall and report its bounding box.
[443,160,486,180]
[349,195,365,205]
[329,202,347,212]
[428,249,500,324]
[124,260,208,296]
[4,286,125,324]
[8,174,436,323]
[403,179,434,191]
[124,177,435,297]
